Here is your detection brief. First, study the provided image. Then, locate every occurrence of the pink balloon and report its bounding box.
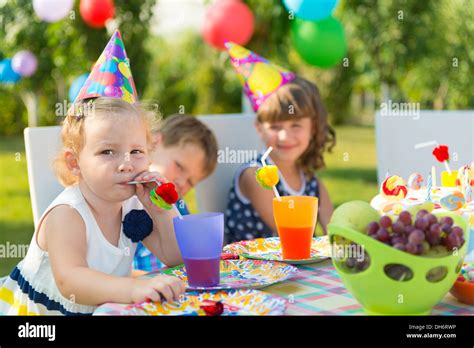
[12,51,38,77]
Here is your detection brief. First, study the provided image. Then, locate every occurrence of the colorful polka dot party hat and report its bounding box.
[75,30,138,104]
[224,41,295,112]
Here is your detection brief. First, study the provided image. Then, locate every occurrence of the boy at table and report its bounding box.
[132,114,218,275]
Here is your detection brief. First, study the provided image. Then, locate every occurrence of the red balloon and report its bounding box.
[202,0,254,50]
[80,0,115,28]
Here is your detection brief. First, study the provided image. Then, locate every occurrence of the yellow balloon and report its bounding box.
[248,63,282,96]
[118,62,131,78]
[228,44,251,59]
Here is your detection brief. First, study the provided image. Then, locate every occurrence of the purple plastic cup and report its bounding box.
[173,213,224,287]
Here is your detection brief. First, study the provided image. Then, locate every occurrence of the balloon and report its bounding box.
[283,0,338,21]
[69,74,89,102]
[202,0,254,50]
[33,0,74,23]
[12,51,38,77]
[291,17,347,68]
[0,59,21,83]
[80,0,115,28]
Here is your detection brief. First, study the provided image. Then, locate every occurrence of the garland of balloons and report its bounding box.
[3,0,347,89]
[0,52,38,84]
[32,0,115,27]
[1,0,116,96]
[201,0,347,69]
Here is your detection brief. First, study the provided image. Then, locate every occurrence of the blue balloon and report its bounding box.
[0,59,22,83]
[283,0,338,21]
[69,73,89,102]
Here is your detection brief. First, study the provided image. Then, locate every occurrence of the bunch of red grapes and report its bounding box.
[366,210,465,255]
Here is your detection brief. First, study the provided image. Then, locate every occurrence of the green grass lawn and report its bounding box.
[0,136,35,276]
[0,125,378,276]
[320,125,378,206]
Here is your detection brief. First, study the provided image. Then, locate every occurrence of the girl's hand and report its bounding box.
[130,275,185,304]
[133,171,170,216]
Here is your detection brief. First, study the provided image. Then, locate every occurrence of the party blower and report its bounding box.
[128,179,183,219]
[256,147,318,260]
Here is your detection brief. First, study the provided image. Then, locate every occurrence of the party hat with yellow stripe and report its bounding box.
[75,30,138,104]
[225,41,295,112]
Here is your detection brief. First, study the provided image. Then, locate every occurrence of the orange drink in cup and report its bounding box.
[272,196,318,259]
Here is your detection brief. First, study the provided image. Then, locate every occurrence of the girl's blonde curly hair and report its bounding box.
[53,97,160,187]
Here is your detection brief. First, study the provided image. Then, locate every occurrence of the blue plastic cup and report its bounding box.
[173,213,224,287]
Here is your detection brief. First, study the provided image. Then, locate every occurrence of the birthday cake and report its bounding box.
[371,170,473,217]
[371,144,473,218]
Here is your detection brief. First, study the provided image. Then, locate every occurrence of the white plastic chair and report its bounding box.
[24,113,263,226]
[375,110,474,185]
[24,126,64,228]
[195,113,264,213]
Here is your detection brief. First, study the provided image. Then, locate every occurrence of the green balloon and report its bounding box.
[291,16,347,68]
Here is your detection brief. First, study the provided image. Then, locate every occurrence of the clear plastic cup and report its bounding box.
[173,213,224,287]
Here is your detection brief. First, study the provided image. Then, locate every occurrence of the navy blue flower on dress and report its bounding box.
[123,209,153,242]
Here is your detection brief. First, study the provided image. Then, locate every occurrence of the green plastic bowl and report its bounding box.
[328,212,469,315]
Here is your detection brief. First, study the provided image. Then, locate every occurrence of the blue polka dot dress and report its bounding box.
[224,152,320,245]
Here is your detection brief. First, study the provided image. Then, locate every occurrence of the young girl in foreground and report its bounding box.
[0,97,185,315]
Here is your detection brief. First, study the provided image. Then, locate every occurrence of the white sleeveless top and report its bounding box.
[0,185,141,315]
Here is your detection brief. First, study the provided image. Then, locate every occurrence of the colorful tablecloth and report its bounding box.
[264,259,474,315]
[93,213,474,315]
[93,259,474,316]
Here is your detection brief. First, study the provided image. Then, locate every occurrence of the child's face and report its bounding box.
[256,117,312,164]
[73,114,150,202]
[150,137,206,198]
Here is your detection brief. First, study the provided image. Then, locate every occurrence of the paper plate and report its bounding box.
[223,236,331,265]
[147,259,297,291]
[94,289,287,316]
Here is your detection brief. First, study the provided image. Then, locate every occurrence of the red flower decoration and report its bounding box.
[432,145,449,163]
[200,300,224,316]
[155,183,179,205]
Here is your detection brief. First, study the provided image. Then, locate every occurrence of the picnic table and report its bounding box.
[93,259,474,316]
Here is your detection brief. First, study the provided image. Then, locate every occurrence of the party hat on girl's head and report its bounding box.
[75,30,138,104]
[224,41,296,112]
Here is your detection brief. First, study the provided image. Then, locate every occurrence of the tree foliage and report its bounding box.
[0,0,156,133]
[0,0,472,134]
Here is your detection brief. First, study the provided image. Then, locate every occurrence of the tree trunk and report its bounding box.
[20,91,39,127]
[52,69,66,106]
[433,80,449,110]
[381,82,390,105]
